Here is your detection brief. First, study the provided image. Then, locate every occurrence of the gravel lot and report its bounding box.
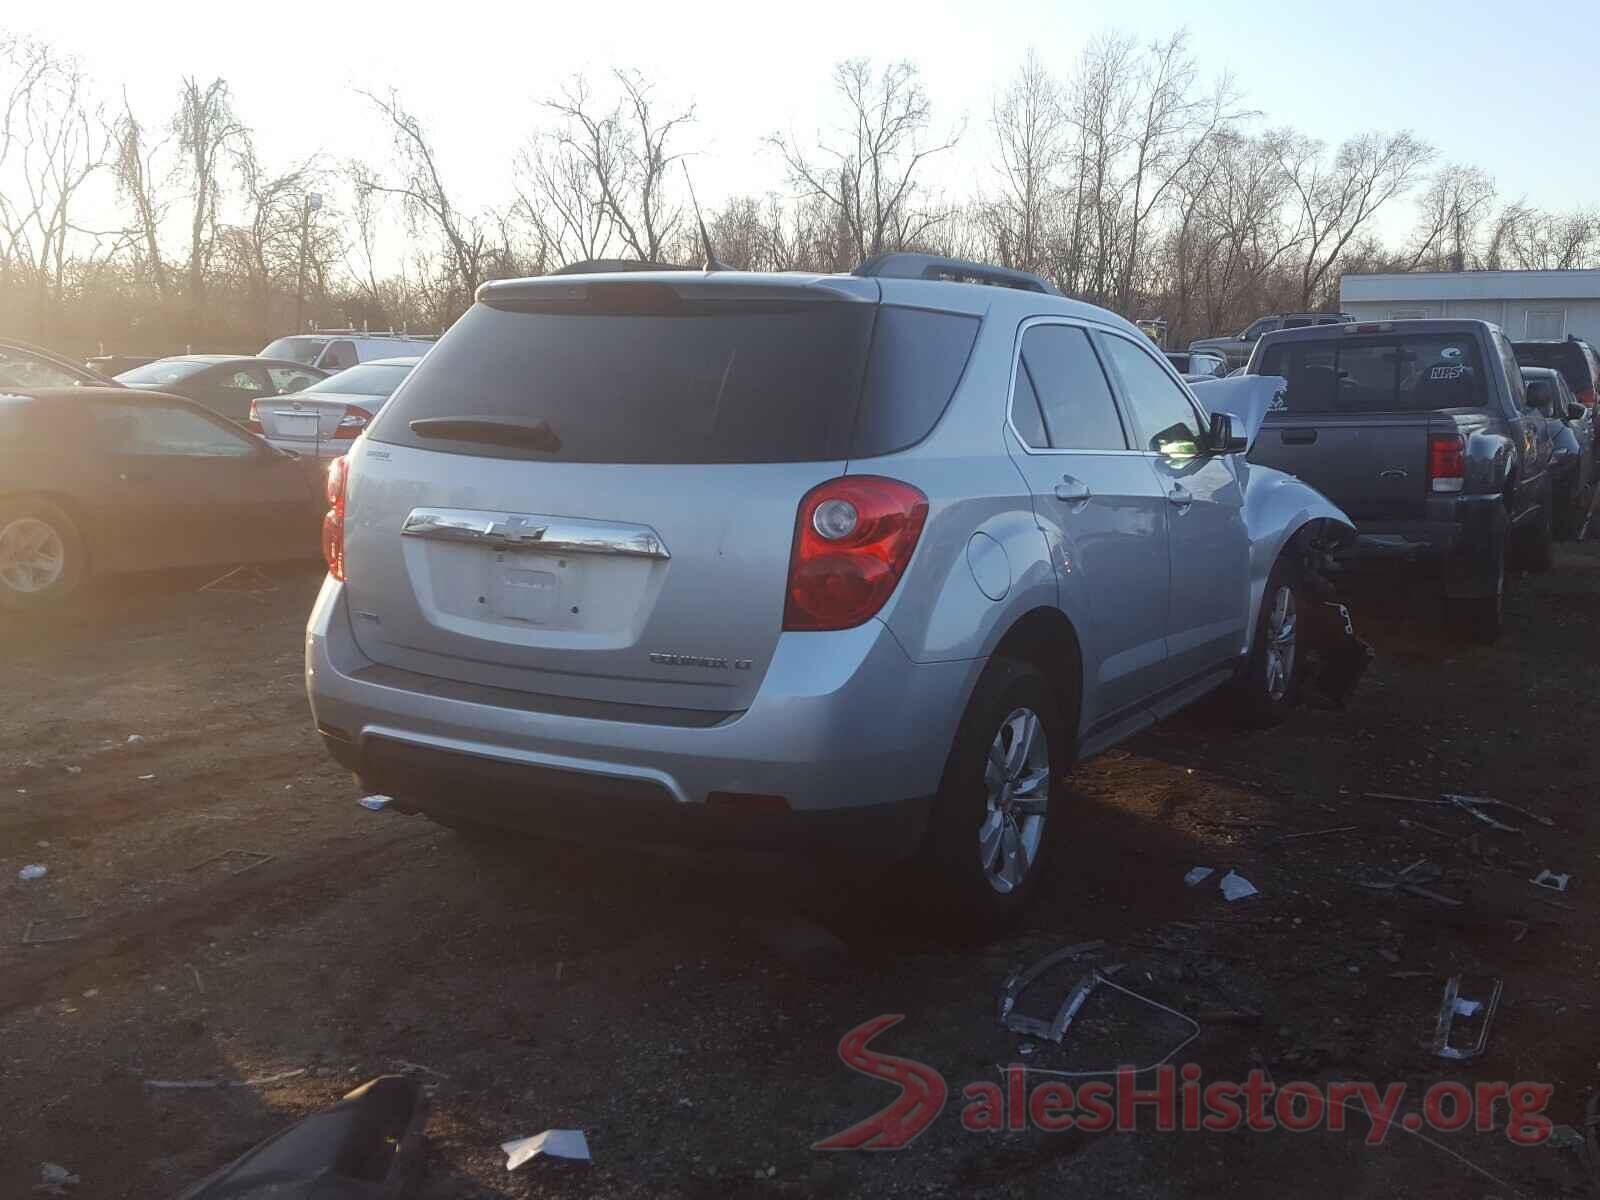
[2,551,1596,1198]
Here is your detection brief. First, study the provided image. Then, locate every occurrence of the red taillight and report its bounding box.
[334,404,373,439]
[783,476,928,631]
[1577,387,1596,409]
[1428,433,1465,494]
[322,455,348,580]
[244,399,263,435]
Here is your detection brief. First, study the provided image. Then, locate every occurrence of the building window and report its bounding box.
[1389,307,1432,320]
[1525,309,1566,340]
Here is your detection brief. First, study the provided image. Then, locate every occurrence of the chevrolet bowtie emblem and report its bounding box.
[488,516,549,543]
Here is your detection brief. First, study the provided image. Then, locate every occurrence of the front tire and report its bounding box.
[0,497,85,611]
[918,657,1069,933]
[1231,558,1306,728]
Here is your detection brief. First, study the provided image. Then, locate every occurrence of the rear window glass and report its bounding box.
[371,295,975,463]
[1260,334,1489,414]
[1512,342,1595,395]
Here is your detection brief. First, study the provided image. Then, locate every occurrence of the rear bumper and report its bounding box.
[1342,496,1507,599]
[305,578,979,859]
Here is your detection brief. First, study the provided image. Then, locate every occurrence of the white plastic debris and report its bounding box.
[358,795,391,812]
[126,735,145,745]
[1218,871,1259,902]
[40,1162,79,1186]
[1529,869,1570,892]
[18,864,48,881]
[137,774,156,781]
[1453,997,1482,1018]
[1183,866,1215,887]
[502,1129,590,1169]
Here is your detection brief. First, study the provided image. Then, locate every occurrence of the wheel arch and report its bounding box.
[986,605,1085,751]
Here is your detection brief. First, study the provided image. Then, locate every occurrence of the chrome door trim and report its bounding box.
[400,508,671,559]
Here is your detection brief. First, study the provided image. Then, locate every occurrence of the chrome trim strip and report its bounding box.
[400,508,671,559]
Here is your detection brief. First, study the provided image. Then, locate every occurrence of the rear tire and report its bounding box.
[0,497,85,611]
[918,657,1069,935]
[1516,487,1555,572]
[1230,557,1306,728]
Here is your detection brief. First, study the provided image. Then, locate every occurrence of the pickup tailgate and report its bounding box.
[1253,413,1430,520]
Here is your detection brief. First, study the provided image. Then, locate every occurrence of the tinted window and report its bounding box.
[1513,341,1595,395]
[1099,333,1203,455]
[1260,334,1490,414]
[86,402,259,458]
[1316,317,1343,325]
[1018,325,1126,450]
[1523,373,1559,413]
[261,337,329,365]
[268,366,324,393]
[373,295,876,463]
[1282,317,1314,329]
[320,340,358,370]
[1009,363,1048,447]
[220,367,268,392]
[1244,319,1277,339]
[853,307,978,456]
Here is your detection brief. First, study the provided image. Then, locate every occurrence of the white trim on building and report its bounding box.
[1340,270,1600,346]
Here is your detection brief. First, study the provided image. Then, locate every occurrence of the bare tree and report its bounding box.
[989,49,1067,272]
[110,91,172,294]
[1275,128,1433,309]
[539,70,694,264]
[514,137,617,265]
[356,88,491,313]
[173,77,246,319]
[1403,163,1495,271]
[771,59,960,267]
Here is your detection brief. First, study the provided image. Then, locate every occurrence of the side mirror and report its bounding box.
[1208,411,1249,454]
[1568,403,1586,421]
[1239,331,1251,341]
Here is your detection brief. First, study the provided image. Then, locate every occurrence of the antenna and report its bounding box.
[681,162,729,272]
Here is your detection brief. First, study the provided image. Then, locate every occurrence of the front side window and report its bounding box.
[260,337,329,366]
[1099,333,1204,456]
[1013,325,1126,450]
[319,340,358,370]
[1244,318,1277,340]
[88,402,260,458]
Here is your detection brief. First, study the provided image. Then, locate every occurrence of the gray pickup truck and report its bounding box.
[1245,319,1556,642]
[1190,312,1353,370]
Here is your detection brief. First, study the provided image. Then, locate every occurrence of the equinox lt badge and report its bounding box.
[649,652,753,670]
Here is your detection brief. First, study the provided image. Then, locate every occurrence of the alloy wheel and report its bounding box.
[1264,584,1298,702]
[0,517,65,594]
[978,707,1050,894]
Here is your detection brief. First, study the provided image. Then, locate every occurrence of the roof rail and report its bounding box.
[301,328,437,340]
[549,259,696,276]
[853,252,1061,296]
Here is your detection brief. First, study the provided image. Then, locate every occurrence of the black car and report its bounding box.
[1512,336,1600,411]
[0,337,117,388]
[0,388,324,609]
[114,356,328,422]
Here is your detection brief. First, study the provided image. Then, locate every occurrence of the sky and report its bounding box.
[12,0,1599,262]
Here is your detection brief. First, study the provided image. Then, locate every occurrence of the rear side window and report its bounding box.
[1014,325,1126,450]
[373,295,878,463]
[1260,334,1489,414]
[852,307,979,456]
[1513,341,1595,395]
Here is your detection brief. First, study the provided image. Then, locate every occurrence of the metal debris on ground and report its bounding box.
[185,849,276,876]
[18,863,47,881]
[503,1129,591,1169]
[198,564,278,594]
[998,941,1108,1042]
[1271,825,1358,843]
[1545,1124,1585,1151]
[39,1162,79,1189]
[21,915,88,945]
[357,795,391,812]
[1218,871,1259,902]
[1529,869,1570,892]
[144,1068,308,1090]
[1431,976,1503,1061]
[1007,971,1202,1080]
[1441,793,1555,828]
[1183,866,1214,887]
[1359,859,1462,907]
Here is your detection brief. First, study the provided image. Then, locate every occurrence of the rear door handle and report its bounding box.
[1168,484,1193,511]
[1053,476,1092,503]
[1281,429,1318,445]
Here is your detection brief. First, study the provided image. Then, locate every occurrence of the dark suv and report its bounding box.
[1190,312,1353,369]
[1512,335,1600,411]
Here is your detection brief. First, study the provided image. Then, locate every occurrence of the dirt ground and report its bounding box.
[2,548,1597,1199]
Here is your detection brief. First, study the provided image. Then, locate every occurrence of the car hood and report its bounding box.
[1189,374,1285,451]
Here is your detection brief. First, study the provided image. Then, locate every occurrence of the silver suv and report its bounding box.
[306,254,1354,924]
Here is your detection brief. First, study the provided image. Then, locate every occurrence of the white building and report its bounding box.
[1340,269,1600,344]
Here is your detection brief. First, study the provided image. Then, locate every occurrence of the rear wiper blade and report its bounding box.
[408,416,562,453]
